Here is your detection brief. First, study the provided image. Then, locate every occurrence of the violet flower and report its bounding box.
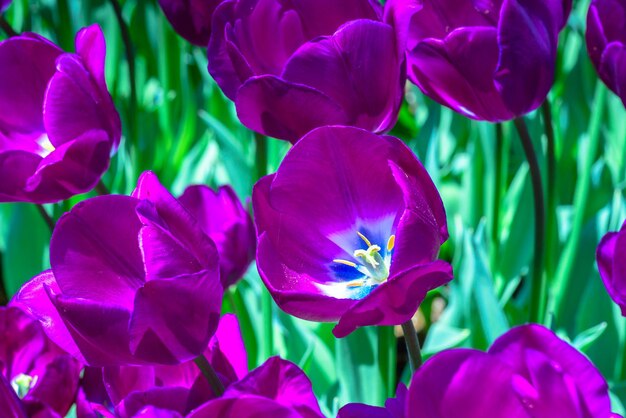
[13,171,223,366]
[0,24,121,203]
[253,126,452,338]
[178,185,255,288]
[102,314,247,417]
[406,324,618,417]
[158,0,222,46]
[188,357,324,418]
[385,0,571,121]
[207,0,405,143]
[597,220,626,314]
[338,385,407,418]
[587,0,626,107]
[0,305,81,418]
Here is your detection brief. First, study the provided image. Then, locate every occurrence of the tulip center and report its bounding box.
[333,232,395,288]
[36,134,55,157]
[11,373,36,398]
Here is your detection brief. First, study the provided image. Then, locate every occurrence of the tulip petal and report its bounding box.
[235,75,349,142]
[0,34,61,134]
[25,354,81,416]
[281,20,404,133]
[333,261,453,338]
[158,0,219,46]
[188,395,300,418]
[599,41,626,108]
[129,271,222,364]
[0,150,41,203]
[0,373,28,418]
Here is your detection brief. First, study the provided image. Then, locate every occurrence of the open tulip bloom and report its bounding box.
[13,172,223,366]
[385,0,571,121]
[253,126,452,338]
[0,24,121,203]
[207,0,406,142]
[587,0,626,107]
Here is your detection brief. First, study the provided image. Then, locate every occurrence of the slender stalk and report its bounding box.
[194,355,225,397]
[377,326,396,399]
[541,100,558,282]
[552,83,607,317]
[491,123,504,271]
[107,0,138,144]
[0,251,8,305]
[36,205,55,233]
[255,132,273,359]
[401,320,422,372]
[0,15,18,37]
[513,118,546,324]
[95,180,110,196]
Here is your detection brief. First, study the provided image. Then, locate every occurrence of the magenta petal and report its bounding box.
[207,314,248,382]
[102,366,156,405]
[0,306,46,380]
[50,195,144,309]
[10,271,85,363]
[0,151,41,202]
[333,261,452,337]
[597,230,626,314]
[407,350,526,417]
[129,271,222,364]
[282,20,404,133]
[495,0,557,116]
[224,357,323,418]
[235,75,349,142]
[24,129,112,201]
[0,373,28,418]
[158,0,220,46]
[116,387,190,417]
[188,395,300,418]
[0,34,61,134]
[337,404,392,418]
[599,41,626,107]
[25,355,81,416]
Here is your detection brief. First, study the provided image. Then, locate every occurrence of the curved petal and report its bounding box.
[10,271,85,364]
[207,314,248,383]
[129,271,222,364]
[158,0,220,46]
[0,150,41,202]
[25,354,81,417]
[256,233,356,322]
[0,34,61,134]
[187,395,300,418]
[0,306,46,380]
[337,404,392,418]
[224,357,323,418]
[494,0,557,117]
[408,27,511,121]
[282,20,404,133]
[407,349,526,417]
[0,373,28,418]
[50,195,144,308]
[178,185,255,288]
[116,387,190,417]
[23,129,112,203]
[598,41,626,107]
[235,75,349,142]
[333,261,452,337]
[597,230,626,314]
[489,324,614,418]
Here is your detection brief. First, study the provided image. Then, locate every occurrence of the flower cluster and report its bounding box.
[1,0,626,416]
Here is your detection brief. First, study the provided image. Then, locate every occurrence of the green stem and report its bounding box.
[255,132,273,359]
[401,320,422,373]
[36,205,55,233]
[541,100,558,282]
[194,355,225,397]
[552,83,607,318]
[107,0,137,145]
[491,123,504,272]
[513,118,546,324]
[0,15,18,37]
[377,326,396,398]
[0,251,8,305]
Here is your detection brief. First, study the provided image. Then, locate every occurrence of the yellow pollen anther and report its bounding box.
[346,279,366,288]
[387,235,396,252]
[333,259,357,268]
[357,231,372,247]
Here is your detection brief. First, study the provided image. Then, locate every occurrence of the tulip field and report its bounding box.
[1,0,626,417]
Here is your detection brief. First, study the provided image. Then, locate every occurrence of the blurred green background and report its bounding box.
[1,0,626,415]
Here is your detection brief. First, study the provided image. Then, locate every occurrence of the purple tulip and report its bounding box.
[102,314,247,417]
[178,185,255,288]
[13,171,223,366]
[207,0,405,143]
[385,0,571,122]
[188,357,324,418]
[338,385,407,418]
[157,0,222,46]
[253,126,451,338]
[587,0,626,107]
[406,324,618,418]
[597,220,626,314]
[0,24,121,203]
[0,306,81,418]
